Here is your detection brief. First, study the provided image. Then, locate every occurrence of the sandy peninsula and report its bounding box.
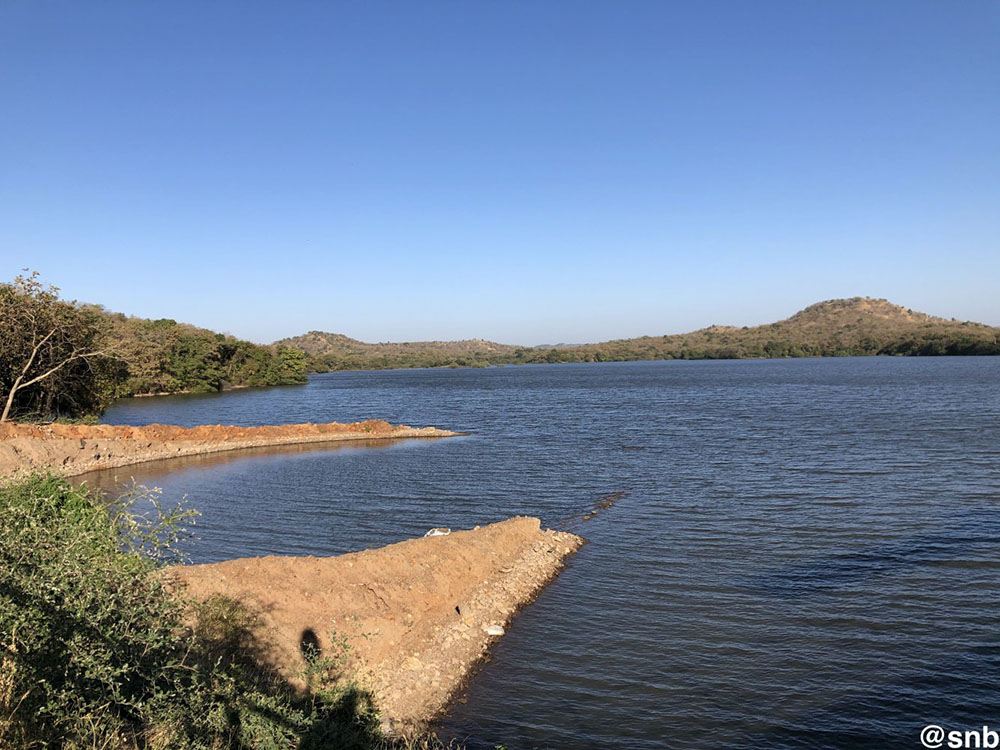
[0,419,458,481]
[168,516,583,733]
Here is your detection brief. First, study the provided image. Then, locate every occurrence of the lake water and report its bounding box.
[94,358,1000,749]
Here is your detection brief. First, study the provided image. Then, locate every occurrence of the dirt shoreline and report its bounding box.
[0,420,458,481]
[168,517,584,733]
[1,421,582,732]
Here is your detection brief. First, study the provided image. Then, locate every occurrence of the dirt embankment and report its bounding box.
[0,420,457,481]
[168,517,583,733]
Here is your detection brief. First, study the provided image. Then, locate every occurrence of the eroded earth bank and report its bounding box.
[0,420,457,481]
[169,517,584,733]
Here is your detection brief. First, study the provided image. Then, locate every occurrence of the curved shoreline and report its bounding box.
[1,421,584,735]
[0,420,459,482]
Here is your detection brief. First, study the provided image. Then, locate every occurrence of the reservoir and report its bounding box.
[92,357,1000,749]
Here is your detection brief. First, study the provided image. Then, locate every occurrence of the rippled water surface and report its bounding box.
[94,358,1000,749]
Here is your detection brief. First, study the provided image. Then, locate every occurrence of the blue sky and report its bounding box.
[1,1,997,345]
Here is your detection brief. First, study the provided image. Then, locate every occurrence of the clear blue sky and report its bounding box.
[1,1,997,345]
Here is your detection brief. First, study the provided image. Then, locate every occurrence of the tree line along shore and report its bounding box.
[1,272,309,423]
[3,271,998,424]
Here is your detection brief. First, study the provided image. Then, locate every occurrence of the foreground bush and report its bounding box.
[0,476,427,749]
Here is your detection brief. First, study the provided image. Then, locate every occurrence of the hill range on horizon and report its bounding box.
[277,297,1000,371]
[18,270,997,417]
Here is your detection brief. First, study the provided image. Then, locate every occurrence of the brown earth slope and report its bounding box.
[0,420,457,481]
[167,517,583,733]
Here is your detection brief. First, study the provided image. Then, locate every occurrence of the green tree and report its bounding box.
[167,334,224,393]
[0,272,114,422]
[271,345,308,385]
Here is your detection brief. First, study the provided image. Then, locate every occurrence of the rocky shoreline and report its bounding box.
[0,420,458,482]
[168,517,583,734]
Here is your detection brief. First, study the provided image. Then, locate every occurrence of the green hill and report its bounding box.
[95,309,309,397]
[280,297,1000,371]
[1,272,309,422]
[275,332,519,370]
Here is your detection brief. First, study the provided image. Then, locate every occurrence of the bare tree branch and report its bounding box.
[1,273,112,422]
[22,348,106,386]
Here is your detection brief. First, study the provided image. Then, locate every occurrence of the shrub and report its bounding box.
[0,475,193,746]
[0,476,444,749]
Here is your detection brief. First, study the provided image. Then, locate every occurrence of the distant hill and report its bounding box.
[275,331,519,370]
[278,297,1000,372]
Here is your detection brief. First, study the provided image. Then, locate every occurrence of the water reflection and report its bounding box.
[74,438,442,496]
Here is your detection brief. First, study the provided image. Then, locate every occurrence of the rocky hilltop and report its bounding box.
[573,296,999,360]
[786,297,946,325]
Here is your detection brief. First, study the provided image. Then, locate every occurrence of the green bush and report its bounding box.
[0,476,437,750]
